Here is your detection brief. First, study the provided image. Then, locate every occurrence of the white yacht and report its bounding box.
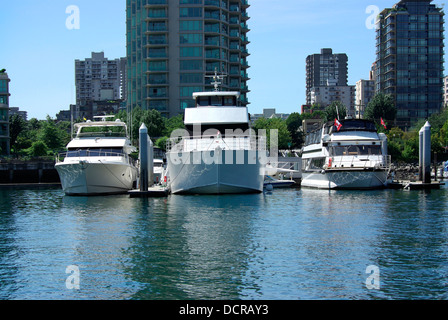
[55,116,138,195]
[166,73,266,194]
[301,118,391,189]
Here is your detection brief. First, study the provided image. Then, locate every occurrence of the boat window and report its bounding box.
[223,96,236,106]
[77,126,127,138]
[310,158,325,170]
[334,120,377,132]
[66,148,124,157]
[330,145,382,156]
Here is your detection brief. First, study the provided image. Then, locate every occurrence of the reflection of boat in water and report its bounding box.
[166,72,266,195]
[55,116,138,195]
[301,118,391,189]
[264,175,296,188]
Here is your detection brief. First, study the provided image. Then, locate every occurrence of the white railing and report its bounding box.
[167,135,266,153]
[56,150,135,166]
[328,155,391,169]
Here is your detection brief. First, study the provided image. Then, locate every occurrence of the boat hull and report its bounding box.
[301,169,388,190]
[167,149,265,194]
[55,161,138,195]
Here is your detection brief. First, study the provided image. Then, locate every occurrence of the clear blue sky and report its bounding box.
[1,0,447,120]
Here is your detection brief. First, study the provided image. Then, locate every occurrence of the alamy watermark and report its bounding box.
[366,265,380,290]
[365,5,380,30]
[66,5,80,30]
[166,126,278,167]
[66,265,80,290]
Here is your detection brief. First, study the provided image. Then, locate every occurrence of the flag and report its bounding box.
[334,118,342,131]
[381,117,387,129]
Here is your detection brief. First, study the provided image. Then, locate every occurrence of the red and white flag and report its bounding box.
[381,117,387,129]
[334,118,342,131]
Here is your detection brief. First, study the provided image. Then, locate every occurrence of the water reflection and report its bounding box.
[375,188,448,299]
[126,194,264,300]
[0,186,447,299]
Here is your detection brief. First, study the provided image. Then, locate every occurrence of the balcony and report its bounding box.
[145,0,167,8]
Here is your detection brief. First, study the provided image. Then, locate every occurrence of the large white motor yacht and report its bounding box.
[301,118,391,189]
[166,73,266,194]
[55,116,138,195]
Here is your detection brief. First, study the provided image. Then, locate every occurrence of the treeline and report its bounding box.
[7,95,448,163]
[9,115,71,159]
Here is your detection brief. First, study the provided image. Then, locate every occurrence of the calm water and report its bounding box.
[0,184,448,300]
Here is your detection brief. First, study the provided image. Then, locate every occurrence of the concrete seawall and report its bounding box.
[0,160,60,184]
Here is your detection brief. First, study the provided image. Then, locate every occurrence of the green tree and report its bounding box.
[9,114,27,155]
[253,117,291,150]
[364,93,397,125]
[131,107,166,140]
[39,116,64,152]
[325,101,347,122]
[26,141,49,157]
[163,114,185,137]
[285,112,303,149]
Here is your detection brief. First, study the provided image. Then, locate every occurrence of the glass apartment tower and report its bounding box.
[374,0,444,127]
[0,72,10,156]
[126,0,251,117]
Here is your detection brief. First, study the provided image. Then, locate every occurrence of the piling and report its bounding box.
[129,123,168,198]
[420,121,431,184]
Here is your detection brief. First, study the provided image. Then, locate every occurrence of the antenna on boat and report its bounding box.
[206,68,226,92]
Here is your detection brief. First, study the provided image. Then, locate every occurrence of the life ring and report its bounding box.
[328,158,332,168]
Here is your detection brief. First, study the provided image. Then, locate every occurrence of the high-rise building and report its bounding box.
[126,0,251,117]
[75,52,127,105]
[306,48,348,105]
[0,71,10,156]
[309,81,355,114]
[444,75,448,106]
[355,79,375,118]
[374,0,444,127]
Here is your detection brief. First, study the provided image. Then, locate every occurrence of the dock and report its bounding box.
[388,180,445,190]
[128,185,170,198]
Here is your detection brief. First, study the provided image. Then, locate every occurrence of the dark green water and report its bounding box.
[1,185,447,300]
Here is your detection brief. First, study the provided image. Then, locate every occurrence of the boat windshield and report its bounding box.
[196,95,238,107]
[66,148,125,157]
[330,120,377,133]
[77,125,127,138]
[330,145,382,156]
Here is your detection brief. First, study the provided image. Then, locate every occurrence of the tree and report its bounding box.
[131,107,165,140]
[285,112,304,149]
[253,117,291,150]
[26,141,48,158]
[325,101,347,122]
[39,116,64,152]
[364,93,397,125]
[9,114,27,154]
[163,114,185,137]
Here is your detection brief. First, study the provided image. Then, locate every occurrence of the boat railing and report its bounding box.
[328,155,392,169]
[166,134,266,153]
[56,150,135,165]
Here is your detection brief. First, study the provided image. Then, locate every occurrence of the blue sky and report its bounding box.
[1,0,447,120]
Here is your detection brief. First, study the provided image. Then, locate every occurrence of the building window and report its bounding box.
[180,20,203,31]
[180,7,203,18]
[180,33,203,44]
[0,80,7,92]
[180,47,203,57]
[180,73,203,83]
[180,0,202,4]
[180,60,203,70]
[180,86,202,97]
